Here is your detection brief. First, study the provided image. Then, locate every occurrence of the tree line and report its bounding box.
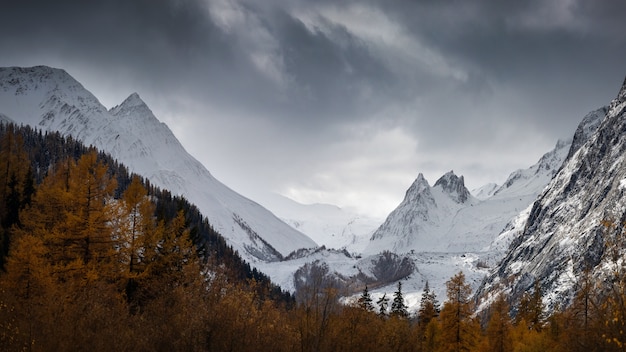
[2,123,626,351]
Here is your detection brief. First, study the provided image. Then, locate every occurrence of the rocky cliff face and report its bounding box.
[477,77,626,312]
[434,171,471,204]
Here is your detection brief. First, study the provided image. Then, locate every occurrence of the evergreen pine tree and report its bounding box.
[377,293,390,317]
[357,285,374,312]
[391,281,409,318]
[418,280,440,324]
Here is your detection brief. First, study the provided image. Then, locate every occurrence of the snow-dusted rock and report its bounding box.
[477,78,626,313]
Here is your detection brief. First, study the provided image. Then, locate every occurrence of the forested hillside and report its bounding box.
[2,123,626,351]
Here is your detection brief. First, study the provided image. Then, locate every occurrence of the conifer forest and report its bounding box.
[3,123,626,351]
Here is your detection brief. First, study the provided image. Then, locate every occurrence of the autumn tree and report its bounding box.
[0,127,34,269]
[481,294,513,352]
[556,268,607,351]
[439,271,478,352]
[418,280,440,324]
[293,261,340,352]
[516,280,545,332]
[1,151,127,350]
[329,304,383,351]
[0,233,51,349]
[111,175,157,307]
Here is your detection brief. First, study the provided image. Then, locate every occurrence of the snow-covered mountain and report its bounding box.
[0,66,317,263]
[487,107,606,252]
[366,171,481,254]
[342,129,585,308]
[365,136,573,257]
[258,193,380,253]
[477,79,626,312]
[472,183,499,200]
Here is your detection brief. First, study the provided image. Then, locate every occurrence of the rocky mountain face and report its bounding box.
[365,138,574,257]
[0,66,317,263]
[366,171,478,254]
[486,109,606,252]
[477,78,626,312]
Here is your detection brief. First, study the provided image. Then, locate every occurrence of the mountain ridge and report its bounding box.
[477,77,626,312]
[0,65,317,263]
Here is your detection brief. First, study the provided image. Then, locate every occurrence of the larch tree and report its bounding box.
[516,280,544,332]
[439,271,478,352]
[112,174,157,306]
[418,280,440,324]
[0,127,34,269]
[483,294,513,352]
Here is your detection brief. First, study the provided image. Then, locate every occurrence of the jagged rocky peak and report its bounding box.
[110,92,152,116]
[121,92,144,107]
[434,171,470,203]
[566,106,607,161]
[407,173,430,194]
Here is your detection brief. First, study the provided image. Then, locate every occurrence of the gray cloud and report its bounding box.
[1,0,625,217]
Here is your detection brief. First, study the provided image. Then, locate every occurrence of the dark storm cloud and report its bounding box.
[2,0,626,216]
[0,0,464,129]
[374,0,626,136]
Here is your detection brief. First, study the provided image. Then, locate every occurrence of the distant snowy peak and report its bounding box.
[109,92,166,128]
[0,113,13,124]
[368,173,436,243]
[403,173,431,202]
[366,171,480,254]
[433,171,471,203]
[472,183,499,200]
[258,192,380,253]
[494,138,571,198]
[0,66,109,129]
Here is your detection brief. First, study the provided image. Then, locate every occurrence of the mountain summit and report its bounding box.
[0,66,317,263]
[434,171,471,203]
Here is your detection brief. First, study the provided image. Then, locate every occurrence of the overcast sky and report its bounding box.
[2,0,626,218]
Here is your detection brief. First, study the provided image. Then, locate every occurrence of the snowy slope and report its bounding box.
[342,136,577,309]
[0,66,317,262]
[258,193,380,253]
[477,79,626,312]
[366,171,484,254]
[472,183,499,200]
[487,107,606,252]
[364,146,571,257]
